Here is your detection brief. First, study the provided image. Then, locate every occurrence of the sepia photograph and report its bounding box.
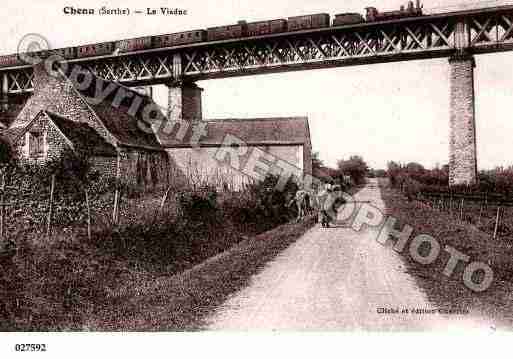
[1,0,513,356]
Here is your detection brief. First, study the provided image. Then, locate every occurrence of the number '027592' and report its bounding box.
[14,344,47,352]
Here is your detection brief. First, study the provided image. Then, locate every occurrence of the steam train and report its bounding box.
[0,1,423,68]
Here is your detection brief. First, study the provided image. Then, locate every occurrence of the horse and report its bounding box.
[289,189,314,222]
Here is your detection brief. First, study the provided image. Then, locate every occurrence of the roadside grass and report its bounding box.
[378,178,513,327]
[83,216,316,331]
[1,171,352,331]
[0,208,315,331]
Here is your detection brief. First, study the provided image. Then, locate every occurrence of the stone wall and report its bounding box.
[89,156,117,178]
[10,113,70,164]
[449,54,478,186]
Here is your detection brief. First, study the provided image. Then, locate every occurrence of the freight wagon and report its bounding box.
[246,19,287,36]
[77,42,115,58]
[0,54,23,67]
[287,13,330,32]
[333,13,365,26]
[116,37,152,53]
[154,30,207,47]
[207,21,247,41]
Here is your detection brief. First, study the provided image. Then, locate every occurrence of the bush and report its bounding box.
[224,175,299,232]
[338,156,368,185]
[177,186,218,221]
[0,137,13,166]
[0,150,119,230]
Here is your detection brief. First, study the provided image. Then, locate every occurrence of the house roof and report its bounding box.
[73,75,163,150]
[0,126,26,145]
[0,111,118,157]
[158,117,311,148]
[45,111,117,157]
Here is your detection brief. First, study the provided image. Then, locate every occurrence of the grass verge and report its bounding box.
[378,178,513,328]
[84,216,316,330]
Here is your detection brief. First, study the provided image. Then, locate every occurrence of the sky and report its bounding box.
[1,0,513,170]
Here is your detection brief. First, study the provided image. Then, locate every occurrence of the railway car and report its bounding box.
[50,47,76,59]
[246,19,287,36]
[154,30,207,47]
[116,36,152,53]
[333,13,365,26]
[287,13,330,32]
[77,41,115,58]
[207,21,247,41]
[0,54,24,68]
[365,0,422,22]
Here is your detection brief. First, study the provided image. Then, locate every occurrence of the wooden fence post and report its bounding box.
[112,186,119,225]
[85,188,91,240]
[152,186,171,225]
[478,202,483,227]
[0,171,5,239]
[112,154,121,226]
[493,206,501,241]
[46,174,56,238]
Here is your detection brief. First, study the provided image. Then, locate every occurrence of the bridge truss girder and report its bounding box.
[2,8,513,94]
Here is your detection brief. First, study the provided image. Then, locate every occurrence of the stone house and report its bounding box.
[158,116,312,191]
[1,110,117,164]
[0,64,170,187]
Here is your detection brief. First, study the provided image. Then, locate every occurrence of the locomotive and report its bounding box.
[366,0,423,22]
[0,1,423,68]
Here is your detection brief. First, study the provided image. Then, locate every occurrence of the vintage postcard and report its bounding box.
[1,0,513,357]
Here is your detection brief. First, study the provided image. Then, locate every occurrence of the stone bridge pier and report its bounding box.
[166,80,203,123]
[449,52,478,186]
[1,74,8,111]
[167,53,203,123]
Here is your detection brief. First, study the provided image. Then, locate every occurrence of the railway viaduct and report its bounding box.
[1,5,513,185]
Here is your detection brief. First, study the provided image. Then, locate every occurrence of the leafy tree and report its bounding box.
[0,137,12,166]
[406,162,425,174]
[338,155,368,185]
[312,151,324,172]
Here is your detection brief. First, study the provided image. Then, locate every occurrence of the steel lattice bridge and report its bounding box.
[1,4,513,94]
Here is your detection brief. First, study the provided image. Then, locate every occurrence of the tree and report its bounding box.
[387,161,402,187]
[312,151,324,172]
[0,137,12,166]
[405,162,424,175]
[338,155,368,185]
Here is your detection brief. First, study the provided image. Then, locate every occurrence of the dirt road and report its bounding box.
[206,180,491,330]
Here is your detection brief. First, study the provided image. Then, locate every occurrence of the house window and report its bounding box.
[28,132,44,157]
